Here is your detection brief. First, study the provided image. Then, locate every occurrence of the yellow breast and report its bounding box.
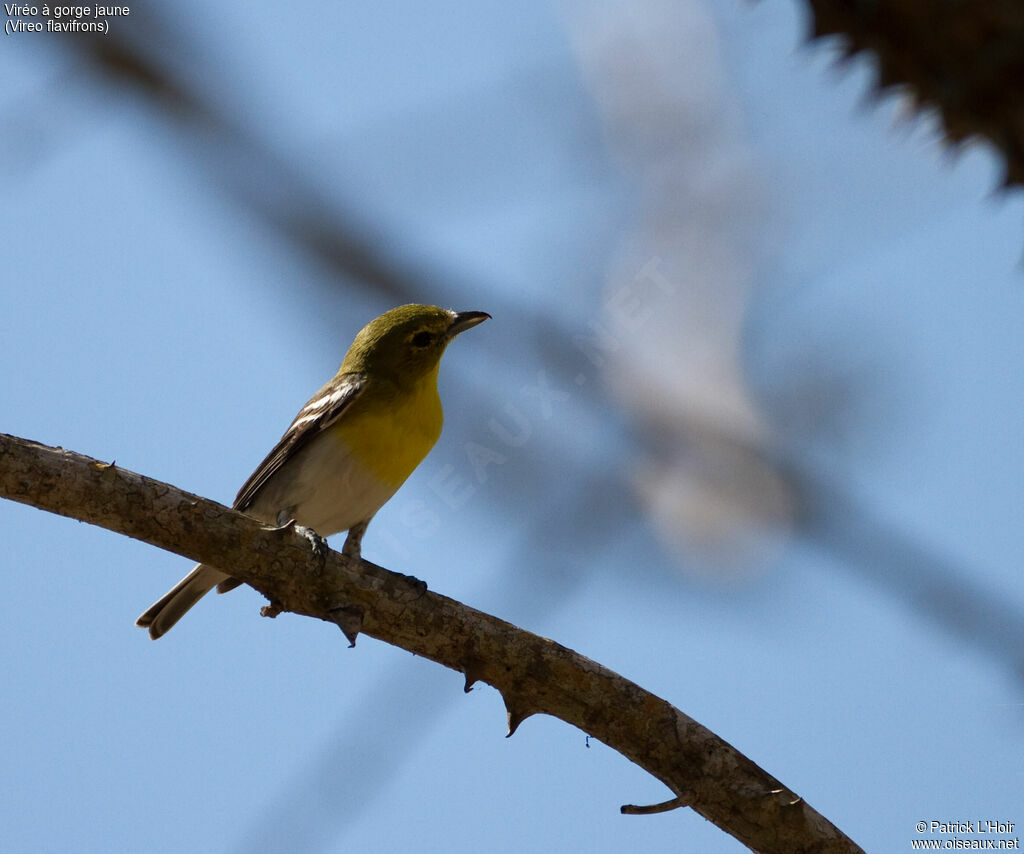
[329,367,444,489]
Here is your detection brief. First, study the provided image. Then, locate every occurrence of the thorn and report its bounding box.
[330,604,363,647]
[621,793,692,815]
[462,658,486,693]
[506,711,527,737]
[503,694,534,737]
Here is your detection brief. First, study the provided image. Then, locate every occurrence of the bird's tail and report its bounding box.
[136,564,230,640]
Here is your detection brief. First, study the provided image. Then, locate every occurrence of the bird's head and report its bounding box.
[342,304,490,385]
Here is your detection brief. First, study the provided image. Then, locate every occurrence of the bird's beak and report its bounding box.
[447,310,491,339]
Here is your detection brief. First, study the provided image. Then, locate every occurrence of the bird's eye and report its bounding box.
[411,331,434,347]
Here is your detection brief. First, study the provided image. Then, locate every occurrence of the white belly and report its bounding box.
[244,432,398,536]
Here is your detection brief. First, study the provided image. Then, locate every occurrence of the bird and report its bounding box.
[136,304,490,639]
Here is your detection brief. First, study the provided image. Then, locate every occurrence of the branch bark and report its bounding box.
[0,433,864,854]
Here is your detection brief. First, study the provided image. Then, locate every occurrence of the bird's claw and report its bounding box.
[295,524,329,566]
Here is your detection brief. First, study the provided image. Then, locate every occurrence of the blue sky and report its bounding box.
[2,2,1022,852]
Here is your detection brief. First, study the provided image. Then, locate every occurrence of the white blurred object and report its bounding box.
[564,0,794,577]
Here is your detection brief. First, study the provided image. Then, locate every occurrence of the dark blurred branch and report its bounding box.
[0,433,863,854]
[803,0,1024,186]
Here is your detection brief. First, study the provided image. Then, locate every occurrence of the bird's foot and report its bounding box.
[270,515,329,567]
[296,525,329,566]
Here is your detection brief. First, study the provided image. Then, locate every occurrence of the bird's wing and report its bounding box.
[233,372,366,511]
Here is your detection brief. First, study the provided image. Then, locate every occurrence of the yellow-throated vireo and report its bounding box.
[137,304,489,639]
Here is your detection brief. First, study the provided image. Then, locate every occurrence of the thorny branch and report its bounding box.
[0,434,864,854]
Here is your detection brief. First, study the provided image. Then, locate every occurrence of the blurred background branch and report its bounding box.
[802,0,1024,186]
